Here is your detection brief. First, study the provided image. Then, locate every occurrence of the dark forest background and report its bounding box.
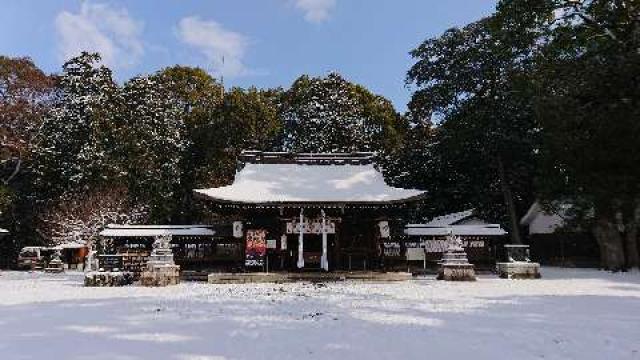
[1,0,638,270]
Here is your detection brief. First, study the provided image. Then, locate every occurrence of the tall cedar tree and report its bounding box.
[281,73,407,178]
[151,66,223,221]
[534,0,640,270]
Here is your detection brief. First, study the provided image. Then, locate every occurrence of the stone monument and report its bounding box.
[140,234,180,287]
[496,244,541,279]
[44,250,65,273]
[84,253,134,287]
[437,232,476,281]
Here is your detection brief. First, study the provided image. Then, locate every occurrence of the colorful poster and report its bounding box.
[245,229,267,267]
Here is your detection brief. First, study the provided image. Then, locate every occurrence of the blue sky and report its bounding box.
[0,0,497,111]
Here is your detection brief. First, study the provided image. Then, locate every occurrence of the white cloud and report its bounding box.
[54,2,144,69]
[294,0,336,23]
[176,17,250,77]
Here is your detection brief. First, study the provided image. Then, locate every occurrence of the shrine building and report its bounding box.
[194,150,426,272]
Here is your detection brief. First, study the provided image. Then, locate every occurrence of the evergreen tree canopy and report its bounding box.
[406,12,543,241]
[33,52,122,199]
[281,73,406,156]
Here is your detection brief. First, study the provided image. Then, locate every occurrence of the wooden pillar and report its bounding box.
[297,208,305,269]
[321,209,329,271]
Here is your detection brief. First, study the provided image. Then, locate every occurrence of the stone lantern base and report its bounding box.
[140,264,180,287]
[437,263,476,281]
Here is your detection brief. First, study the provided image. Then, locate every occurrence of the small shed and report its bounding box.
[520,202,599,266]
[53,242,89,270]
[404,210,507,269]
[99,224,234,274]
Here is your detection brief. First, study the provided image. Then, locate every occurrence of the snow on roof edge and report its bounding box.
[100,224,216,238]
[194,163,426,204]
[423,209,475,226]
[405,224,507,236]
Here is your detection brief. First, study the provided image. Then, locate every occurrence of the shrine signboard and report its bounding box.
[286,219,336,235]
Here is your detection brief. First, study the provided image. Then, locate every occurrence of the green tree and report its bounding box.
[281,73,406,157]
[406,6,550,241]
[534,0,640,270]
[33,52,123,199]
[121,75,189,223]
[0,56,55,267]
[151,66,224,220]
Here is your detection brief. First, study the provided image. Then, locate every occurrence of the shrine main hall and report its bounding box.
[194,151,426,271]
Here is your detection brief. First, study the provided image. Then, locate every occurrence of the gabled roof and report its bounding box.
[100,224,216,237]
[194,152,426,205]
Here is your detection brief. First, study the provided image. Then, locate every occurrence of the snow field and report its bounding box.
[0,268,639,360]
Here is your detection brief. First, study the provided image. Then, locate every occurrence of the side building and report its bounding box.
[520,202,599,267]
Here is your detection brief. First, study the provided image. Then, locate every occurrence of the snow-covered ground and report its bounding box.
[1,268,639,360]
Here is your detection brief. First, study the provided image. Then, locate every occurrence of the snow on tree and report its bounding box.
[39,187,148,247]
[281,73,405,156]
[0,56,56,187]
[121,75,190,222]
[32,52,123,199]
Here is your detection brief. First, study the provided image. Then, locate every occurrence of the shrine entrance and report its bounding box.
[287,233,336,271]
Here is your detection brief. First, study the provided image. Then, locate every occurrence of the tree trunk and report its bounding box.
[625,223,639,269]
[593,217,625,271]
[497,156,522,244]
[623,204,640,269]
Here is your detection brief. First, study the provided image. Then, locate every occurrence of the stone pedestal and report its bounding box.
[437,234,476,281]
[496,262,541,279]
[496,244,541,279]
[141,264,180,286]
[85,271,134,286]
[140,235,180,287]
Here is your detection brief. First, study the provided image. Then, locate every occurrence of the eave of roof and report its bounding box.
[405,224,507,236]
[100,224,216,237]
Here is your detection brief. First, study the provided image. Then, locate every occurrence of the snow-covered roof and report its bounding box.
[100,225,216,238]
[53,242,87,250]
[0,228,8,234]
[423,209,475,226]
[195,163,425,204]
[521,202,571,235]
[405,224,507,236]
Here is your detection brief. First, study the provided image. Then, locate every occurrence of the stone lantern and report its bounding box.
[437,232,476,281]
[140,234,180,286]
